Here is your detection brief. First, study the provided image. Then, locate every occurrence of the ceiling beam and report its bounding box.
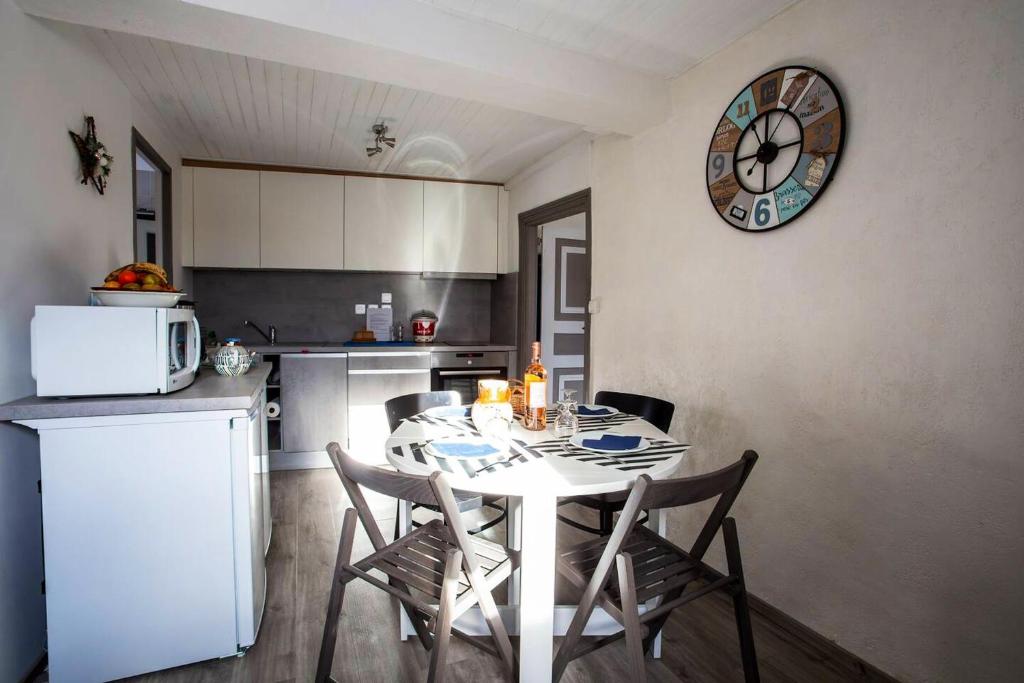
[16,0,670,136]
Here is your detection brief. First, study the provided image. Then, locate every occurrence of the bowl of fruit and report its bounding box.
[91,263,186,308]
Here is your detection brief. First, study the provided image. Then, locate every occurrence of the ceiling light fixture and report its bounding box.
[366,123,396,157]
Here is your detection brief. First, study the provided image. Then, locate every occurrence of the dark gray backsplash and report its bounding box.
[490,273,518,345]
[193,270,501,344]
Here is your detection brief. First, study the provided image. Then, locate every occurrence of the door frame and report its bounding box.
[516,188,592,400]
[131,128,173,278]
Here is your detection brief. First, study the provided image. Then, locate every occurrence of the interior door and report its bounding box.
[539,213,588,404]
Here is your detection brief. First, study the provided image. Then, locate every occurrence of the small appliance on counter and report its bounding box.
[213,338,253,377]
[411,310,438,342]
[30,305,200,397]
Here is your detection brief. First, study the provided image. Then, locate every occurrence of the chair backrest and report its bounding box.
[325,442,484,575]
[594,390,675,433]
[384,391,462,433]
[608,450,758,565]
[327,442,439,551]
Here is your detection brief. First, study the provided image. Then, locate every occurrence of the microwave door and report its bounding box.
[168,322,186,372]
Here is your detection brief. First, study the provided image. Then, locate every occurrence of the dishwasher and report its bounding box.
[346,352,431,464]
[279,353,348,465]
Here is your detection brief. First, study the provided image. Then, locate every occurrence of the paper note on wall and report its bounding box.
[366,305,393,342]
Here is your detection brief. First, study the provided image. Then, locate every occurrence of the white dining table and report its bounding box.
[384,409,690,683]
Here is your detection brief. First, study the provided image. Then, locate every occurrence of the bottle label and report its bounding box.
[528,381,546,409]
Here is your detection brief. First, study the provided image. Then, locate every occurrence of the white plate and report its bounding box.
[91,288,185,308]
[425,436,507,460]
[423,405,471,419]
[576,404,620,417]
[569,430,649,454]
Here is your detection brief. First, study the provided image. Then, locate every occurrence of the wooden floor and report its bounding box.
[91,469,891,683]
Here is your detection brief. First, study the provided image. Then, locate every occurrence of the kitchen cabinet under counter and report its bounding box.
[0,366,272,683]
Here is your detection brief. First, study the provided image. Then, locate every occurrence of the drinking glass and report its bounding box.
[553,400,579,438]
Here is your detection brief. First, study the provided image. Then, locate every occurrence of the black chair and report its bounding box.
[385,391,507,538]
[557,390,675,536]
[554,451,759,682]
[316,443,517,683]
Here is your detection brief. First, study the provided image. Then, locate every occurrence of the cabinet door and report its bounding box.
[180,166,194,267]
[193,168,260,268]
[423,181,498,275]
[280,354,348,453]
[260,171,343,269]
[344,176,423,272]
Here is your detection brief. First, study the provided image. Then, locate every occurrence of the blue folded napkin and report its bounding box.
[581,434,641,451]
[578,405,612,416]
[431,441,498,458]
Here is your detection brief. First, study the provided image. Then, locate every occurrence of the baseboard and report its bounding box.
[745,592,901,682]
[269,450,332,470]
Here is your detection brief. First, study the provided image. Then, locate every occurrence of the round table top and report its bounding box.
[385,410,690,498]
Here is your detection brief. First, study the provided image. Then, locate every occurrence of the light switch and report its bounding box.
[381,292,392,304]
[355,304,366,315]
[588,299,600,315]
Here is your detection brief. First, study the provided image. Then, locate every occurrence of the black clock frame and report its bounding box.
[705,65,846,233]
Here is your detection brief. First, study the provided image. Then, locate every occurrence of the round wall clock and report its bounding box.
[706,66,845,232]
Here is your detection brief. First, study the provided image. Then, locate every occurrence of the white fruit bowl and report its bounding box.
[91,288,186,308]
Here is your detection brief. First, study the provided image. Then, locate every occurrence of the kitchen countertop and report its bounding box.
[245,342,516,354]
[0,364,272,422]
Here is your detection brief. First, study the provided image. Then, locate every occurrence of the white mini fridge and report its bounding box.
[18,395,270,682]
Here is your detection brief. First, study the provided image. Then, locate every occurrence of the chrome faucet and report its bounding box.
[244,320,277,345]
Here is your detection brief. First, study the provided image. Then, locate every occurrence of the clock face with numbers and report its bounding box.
[706,66,845,232]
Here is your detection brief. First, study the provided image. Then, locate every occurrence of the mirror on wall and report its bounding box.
[131,130,172,277]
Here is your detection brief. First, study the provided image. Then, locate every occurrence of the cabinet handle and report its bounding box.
[437,369,503,377]
[348,369,431,375]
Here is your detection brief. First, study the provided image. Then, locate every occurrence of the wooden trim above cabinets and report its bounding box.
[182,159,504,187]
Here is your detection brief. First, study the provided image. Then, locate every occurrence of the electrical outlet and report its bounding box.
[355,304,366,315]
[381,292,392,304]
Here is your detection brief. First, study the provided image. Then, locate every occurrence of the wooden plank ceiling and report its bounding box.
[417,0,799,78]
[81,27,583,182]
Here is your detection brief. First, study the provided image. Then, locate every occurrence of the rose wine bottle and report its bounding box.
[523,341,548,431]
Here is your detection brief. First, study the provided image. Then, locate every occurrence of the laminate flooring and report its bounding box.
[60,469,892,683]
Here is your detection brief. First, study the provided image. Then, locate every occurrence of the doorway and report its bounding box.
[131,129,172,275]
[517,189,591,403]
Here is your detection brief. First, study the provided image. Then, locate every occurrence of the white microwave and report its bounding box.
[31,306,200,397]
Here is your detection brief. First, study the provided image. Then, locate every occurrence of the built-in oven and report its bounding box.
[430,351,509,404]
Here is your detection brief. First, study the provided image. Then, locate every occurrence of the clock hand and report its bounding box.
[766,110,786,144]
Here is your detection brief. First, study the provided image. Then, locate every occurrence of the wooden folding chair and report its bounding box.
[385,391,508,538]
[557,390,676,536]
[316,442,518,683]
[553,450,759,682]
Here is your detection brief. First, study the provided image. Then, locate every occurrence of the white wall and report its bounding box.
[0,3,182,679]
[503,133,592,272]
[590,0,1024,680]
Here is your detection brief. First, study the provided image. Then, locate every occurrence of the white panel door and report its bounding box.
[344,176,423,272]
[540,213,588,404]
[193,168,260,268]
[180,166,194,267]
[260,171,344,269]
[423,181,498,274]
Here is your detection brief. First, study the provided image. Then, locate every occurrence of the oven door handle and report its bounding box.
[436,369,504,376]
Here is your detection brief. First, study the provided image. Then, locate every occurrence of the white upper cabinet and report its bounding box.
[193,168,260,268]
[260,171,344,270]
[344,177,423,272]
[423,182,498,275]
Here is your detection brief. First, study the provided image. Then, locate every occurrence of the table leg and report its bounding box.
[507,496,522,610]
[647,507,666,658]
[398,499,413,641]
[518,492,556,683]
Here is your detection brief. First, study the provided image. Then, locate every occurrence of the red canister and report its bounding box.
[411,310,438,343]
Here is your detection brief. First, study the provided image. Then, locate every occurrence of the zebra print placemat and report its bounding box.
[526,437,691,472]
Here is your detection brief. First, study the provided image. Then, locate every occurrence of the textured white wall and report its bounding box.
[504,134,592,272]
[0,3,181,679]
[591,0,1024,680]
